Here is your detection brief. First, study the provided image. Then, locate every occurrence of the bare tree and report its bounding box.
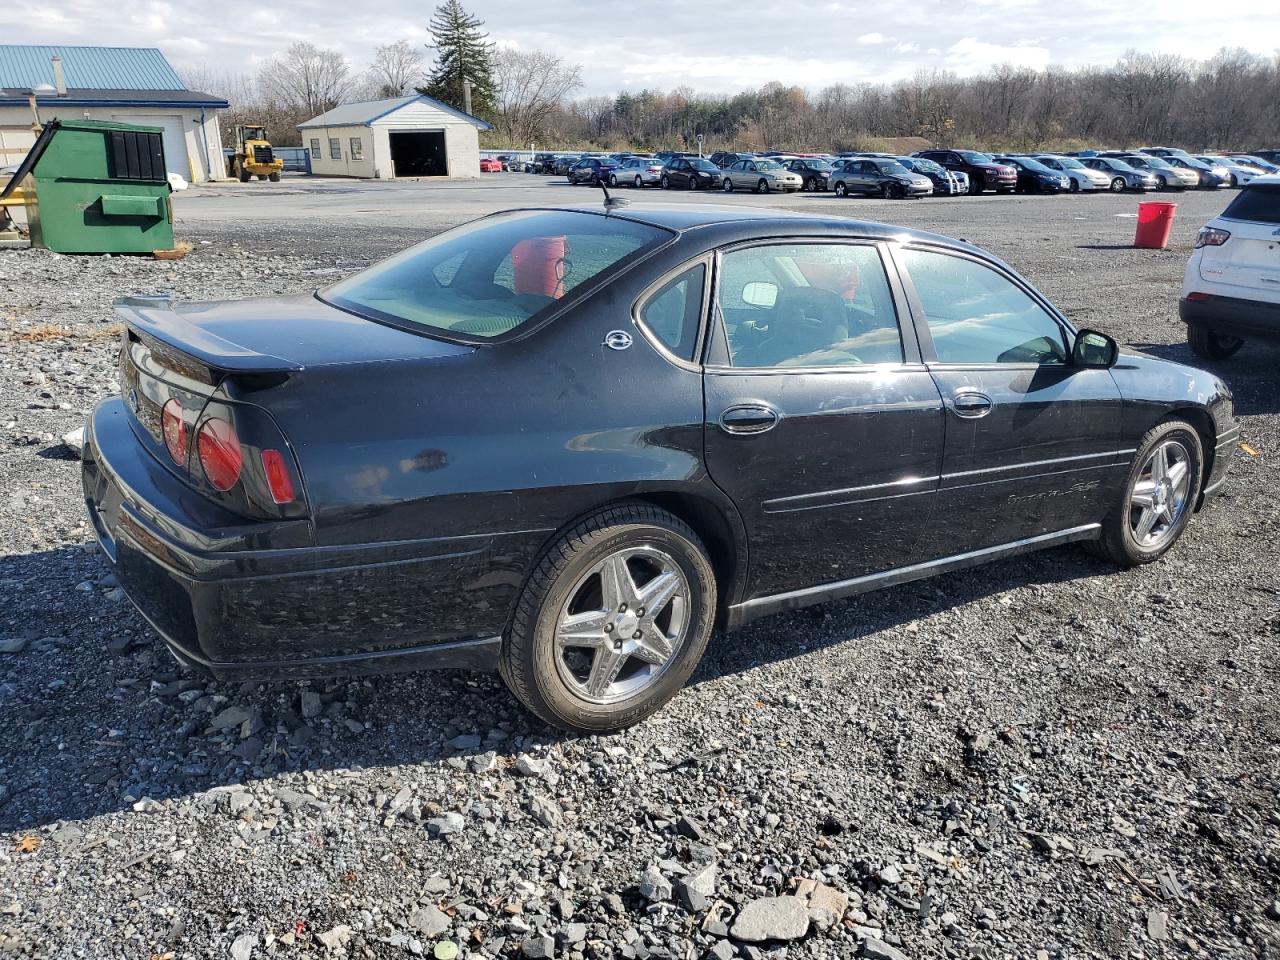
[259,42,354,119]
[491,48,583,146]
[369,40,425,98]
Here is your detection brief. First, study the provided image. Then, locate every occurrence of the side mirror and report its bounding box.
[1072,328,1118,368]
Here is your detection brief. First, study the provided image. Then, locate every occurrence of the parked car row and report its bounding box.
[483,145,1280,201]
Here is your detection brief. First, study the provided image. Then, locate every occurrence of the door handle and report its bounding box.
[719,404,779,435]
[950,391,993,418]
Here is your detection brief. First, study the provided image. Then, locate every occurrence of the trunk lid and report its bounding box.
[1200,219,1280,298]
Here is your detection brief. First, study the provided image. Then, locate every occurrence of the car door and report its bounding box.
[701,239,946,602]
[893,244,1124,554]
[852,161,876,193]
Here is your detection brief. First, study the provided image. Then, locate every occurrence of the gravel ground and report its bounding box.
[1,182,1278,960]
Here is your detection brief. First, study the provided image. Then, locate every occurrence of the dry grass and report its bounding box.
[11,322,124,343]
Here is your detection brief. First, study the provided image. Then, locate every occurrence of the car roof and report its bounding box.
[520,202,985,253]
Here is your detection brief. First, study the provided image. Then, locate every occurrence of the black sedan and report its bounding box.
[567,157,617,184]
[84,204,1237,733]
[992,156,1072,193]
[660,156,722,190]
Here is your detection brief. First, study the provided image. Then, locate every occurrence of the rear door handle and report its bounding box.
[719,404,779,435]
[950,391,993,418]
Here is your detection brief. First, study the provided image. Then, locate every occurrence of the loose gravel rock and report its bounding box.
[1,186,1278,959]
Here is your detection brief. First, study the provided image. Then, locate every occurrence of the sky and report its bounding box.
[12,0,1280,97]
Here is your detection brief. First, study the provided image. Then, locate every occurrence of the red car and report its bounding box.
[479,158,502,173]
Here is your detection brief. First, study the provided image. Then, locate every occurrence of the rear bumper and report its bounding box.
[83,399,518,680]
[1180,294,1280,342]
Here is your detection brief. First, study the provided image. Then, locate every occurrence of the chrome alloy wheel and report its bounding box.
[554,546,690,704]
[1129,439,1191,547]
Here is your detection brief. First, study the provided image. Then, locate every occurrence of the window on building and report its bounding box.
[309,139,320,159]
[350,137,364,160]
[329,138,341,160]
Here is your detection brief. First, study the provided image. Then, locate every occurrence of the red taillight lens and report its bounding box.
[260,449,296,504]
[161,398,187,464]
[197,418,243,491]
[1195,226,1231,248]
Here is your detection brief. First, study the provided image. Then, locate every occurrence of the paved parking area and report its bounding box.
[1,176,1277,959]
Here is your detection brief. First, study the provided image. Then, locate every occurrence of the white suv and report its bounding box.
[1180,174,1280,360]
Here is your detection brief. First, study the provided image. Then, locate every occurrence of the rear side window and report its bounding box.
[323,211,671,341]
[1222,184,1280,224]
[903,249,1067,365]
[638,264,705,361]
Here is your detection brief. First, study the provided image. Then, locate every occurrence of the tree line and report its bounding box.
[179,2,1280,154]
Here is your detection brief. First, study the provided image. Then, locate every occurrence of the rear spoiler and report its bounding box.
[114,294,305,374]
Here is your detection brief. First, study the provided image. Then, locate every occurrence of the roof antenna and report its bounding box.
[599,179,630,209]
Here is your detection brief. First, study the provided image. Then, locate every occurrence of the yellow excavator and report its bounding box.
[226,124,284,182]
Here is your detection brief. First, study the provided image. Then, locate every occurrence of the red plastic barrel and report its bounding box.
[1134,201,1176,249]
[511,236,569,298]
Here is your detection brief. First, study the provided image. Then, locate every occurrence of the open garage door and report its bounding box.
[114,115,189,179]
[389,131,446,177]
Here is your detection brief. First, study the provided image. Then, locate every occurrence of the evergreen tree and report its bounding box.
[420,0,495,118]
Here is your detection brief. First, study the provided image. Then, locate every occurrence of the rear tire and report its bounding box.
[834,181,848,198]
[635,175,643,188]
[661,175,670,189]
[268,172,280,182]
[609,174,618,187]
[1188,323,1244,360]
[499,504,716,734]
[1085,420,1203,567]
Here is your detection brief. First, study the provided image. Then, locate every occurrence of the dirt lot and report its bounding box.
[1,178,1277,960]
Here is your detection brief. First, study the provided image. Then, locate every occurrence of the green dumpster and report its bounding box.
[0,118,174,254]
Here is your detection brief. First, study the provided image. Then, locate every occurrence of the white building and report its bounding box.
[0,45,227,183]
[298,95,492,179]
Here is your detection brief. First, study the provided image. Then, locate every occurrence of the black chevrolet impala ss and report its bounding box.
[83,203,1237,732]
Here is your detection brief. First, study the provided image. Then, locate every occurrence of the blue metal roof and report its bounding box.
[0,45,186,92]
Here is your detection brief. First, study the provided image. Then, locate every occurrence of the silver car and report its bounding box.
[1116,154,1199,190]
[1197,156,1263,187]
[720,158,804,193]
[1035,155,1111,192]
[1081,157,1158,192]
[609,156,664,188]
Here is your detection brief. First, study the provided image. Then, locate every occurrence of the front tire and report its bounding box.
[499,504,716,734]
[756,179,769,194]
[1086,421,1203,567]
[1110,177,1126,193]
[661,175,670,189]
[1188,323,1244,360]
[722,178,734,192]
[1069,178,1080,193]
[834,181,848,197]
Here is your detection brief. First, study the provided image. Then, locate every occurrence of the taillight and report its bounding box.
[260,449,296,504]
[197,417,243,491]
[161,398,187,464]
[1195,226,1231,248]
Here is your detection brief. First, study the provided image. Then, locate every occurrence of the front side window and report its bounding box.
[638,263,706,360]
[902,249,1067,365]
[323,210,671,341]
[717,243,903,368]
[350,137,364,160]
[309,138,320,159]
[328,138,341,160]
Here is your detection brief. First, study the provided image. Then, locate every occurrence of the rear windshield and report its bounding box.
[1222,184,1280,225]
[322,210,671,340]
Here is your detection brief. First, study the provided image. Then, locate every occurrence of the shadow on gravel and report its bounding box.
[1130,341,1280,416]
[0,538,1107,833]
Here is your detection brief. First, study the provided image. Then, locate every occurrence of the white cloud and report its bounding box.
[895,41,920,54]
[857,32,888,45]
[944,37,1052,74]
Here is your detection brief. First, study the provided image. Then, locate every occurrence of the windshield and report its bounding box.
[1236,156,1279,171]
[907,157,943,174]
[1105,159,1137,173]
[957,151,994,164]
[689,158,718,172]
[323,211,671,341]
[875,160,910,175]
[1222,183,1280,225]
[1141,157,1174,170]
[1011,157,1053,174]
[754,160,783,171]
[804,160,834,170]
[1050,156,1084,169]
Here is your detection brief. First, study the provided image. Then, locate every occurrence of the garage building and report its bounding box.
[0,45,227,183]
[299,94,491,179]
